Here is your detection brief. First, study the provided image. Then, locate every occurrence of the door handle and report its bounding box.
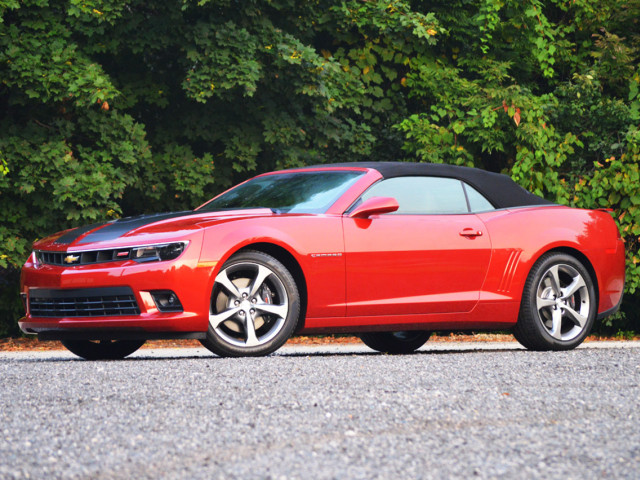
[459,228,483,238]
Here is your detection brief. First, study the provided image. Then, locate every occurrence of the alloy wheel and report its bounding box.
[535,263,590,342]
[210,261,289,348]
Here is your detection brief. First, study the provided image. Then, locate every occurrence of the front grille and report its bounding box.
[37,249,132,266]
[29,287,140,318]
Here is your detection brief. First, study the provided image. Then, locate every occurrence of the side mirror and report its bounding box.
[348,196,399,218]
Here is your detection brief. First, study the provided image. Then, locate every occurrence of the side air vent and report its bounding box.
[497,249,523,294]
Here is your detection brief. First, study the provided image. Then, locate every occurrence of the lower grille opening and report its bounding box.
[29,287,140,318]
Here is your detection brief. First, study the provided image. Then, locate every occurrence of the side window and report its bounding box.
[463,183,495,212]
[360,177,469,214]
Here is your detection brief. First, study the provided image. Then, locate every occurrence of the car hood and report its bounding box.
[33,208,275,251]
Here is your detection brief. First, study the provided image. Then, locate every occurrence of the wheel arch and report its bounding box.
[236,242,308,333]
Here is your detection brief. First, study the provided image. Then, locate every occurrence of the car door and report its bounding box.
[343,176,492,316]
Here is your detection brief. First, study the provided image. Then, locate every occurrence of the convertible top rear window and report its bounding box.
[199,171,364,214]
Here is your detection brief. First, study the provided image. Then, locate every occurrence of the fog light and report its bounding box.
[151,291,183,312]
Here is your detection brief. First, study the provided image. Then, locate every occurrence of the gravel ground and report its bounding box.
[1,342,639,479]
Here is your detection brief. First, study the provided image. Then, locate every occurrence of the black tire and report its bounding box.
[61,339,145,360]
[359,331,431,354]
[200,250,300,357]
[513,252,596,351]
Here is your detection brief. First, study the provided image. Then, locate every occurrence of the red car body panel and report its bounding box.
[476,206,625,314]
[19,165,625,339]
[343,214,491,316]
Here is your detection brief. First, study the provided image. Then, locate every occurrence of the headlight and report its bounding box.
[131,242,187,263]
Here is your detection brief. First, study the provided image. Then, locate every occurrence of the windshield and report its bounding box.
[198,171,365,214]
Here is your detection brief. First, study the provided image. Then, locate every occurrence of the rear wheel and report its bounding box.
[200,250,300,357]
[513,252,596,351]
[61,339,145,360]
[359,331,431,354]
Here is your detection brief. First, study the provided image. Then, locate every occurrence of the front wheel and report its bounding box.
[513,252,596,351]
[61,339,145,360]
[359,331,431,354]
[200,250,300,357]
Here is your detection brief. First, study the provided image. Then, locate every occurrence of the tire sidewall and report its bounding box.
[359,331,431,354]
[61,340,145,360]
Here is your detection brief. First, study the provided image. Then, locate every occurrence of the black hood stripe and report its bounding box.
[54,221,111,245]
[76,211,196,245]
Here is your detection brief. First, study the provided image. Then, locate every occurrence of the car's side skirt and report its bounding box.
[300,301,520,334]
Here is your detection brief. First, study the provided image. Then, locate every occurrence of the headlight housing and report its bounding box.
[131,242,188,263]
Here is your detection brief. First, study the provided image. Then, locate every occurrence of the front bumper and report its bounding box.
[19,251,217,338]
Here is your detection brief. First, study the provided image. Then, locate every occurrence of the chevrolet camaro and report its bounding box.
[19,162,626,359]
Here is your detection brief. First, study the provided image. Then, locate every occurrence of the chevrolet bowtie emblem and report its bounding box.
[64,254,80,264]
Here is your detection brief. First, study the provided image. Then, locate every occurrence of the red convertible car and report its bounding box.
[19,162,625,359]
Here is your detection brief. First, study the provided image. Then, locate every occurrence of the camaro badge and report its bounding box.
[64,254,80,264]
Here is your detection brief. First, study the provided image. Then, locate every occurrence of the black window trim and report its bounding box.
[460,181,473,213]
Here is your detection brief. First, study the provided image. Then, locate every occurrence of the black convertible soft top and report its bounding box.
[311,162,552,209]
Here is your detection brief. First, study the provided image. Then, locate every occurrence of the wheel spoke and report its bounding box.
[546,265,562,297]
[561,274,586,300]
[536,296,556,311]
[549,308,563,339]
[254,303,288,319]
[563,305,587,328]
[209,307,241,328]
[215,270,242,299]
[249,265,273,298]
[244,314,259,347]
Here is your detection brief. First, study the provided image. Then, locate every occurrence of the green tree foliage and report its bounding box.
[1,0,638,335]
